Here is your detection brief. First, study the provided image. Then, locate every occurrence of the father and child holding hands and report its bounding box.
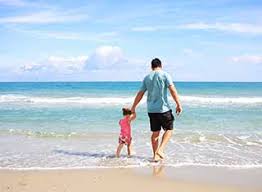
[116,58,182,161]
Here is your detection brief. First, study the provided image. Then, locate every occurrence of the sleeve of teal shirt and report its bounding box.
[139,77,147,92]
[165,73,174,87]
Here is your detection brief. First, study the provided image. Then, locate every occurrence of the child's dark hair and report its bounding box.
[122,108,132,116]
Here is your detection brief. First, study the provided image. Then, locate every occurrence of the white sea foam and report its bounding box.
[0,133,261,170]
[246,141,262,146]
[0,165,145,171]
[165,163,262,169]
[0,94,139,105]
[181,95,262,104]
[223,135,240,145]
[1,94,262,105]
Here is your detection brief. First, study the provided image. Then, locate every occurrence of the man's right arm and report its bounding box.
[131,90,145,113]
[168,85,182,115]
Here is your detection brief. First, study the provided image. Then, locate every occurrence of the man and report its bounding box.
[131,58,182,161]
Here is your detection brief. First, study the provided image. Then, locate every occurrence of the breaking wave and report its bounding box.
[1,94,262,106]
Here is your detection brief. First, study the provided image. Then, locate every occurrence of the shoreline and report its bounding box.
[1,163,262,170]
[1,166,261,192]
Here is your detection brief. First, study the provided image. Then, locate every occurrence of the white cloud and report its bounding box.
[231,55,262,64]
[85,46,127,70]
[33,31,84,40]
[131,23,262,35]
[19,46,141,72]
[47,56,88,70]
[20,63,45,72]
[21,56,88,72]
[131,26,159,32]
[19,46,146,80]
[85,46,146,71]
[131,25,175,32]
[43,31,117,42]
[179,22,262,35]
[0,10,88,24]
[11,27,118,41]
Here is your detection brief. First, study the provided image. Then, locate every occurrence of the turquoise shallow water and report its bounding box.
[0,82,262,169]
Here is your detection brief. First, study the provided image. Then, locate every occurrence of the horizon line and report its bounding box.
[0,81,261,83]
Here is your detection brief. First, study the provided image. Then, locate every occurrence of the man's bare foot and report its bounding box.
[156,150,165,159]
[153,153,161,162]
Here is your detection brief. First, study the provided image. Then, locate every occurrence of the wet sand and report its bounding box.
[1,166,262,192]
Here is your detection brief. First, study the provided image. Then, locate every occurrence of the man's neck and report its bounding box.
[152,67,162,71]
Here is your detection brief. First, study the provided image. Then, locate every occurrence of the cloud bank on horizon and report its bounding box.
[0,0,261,82]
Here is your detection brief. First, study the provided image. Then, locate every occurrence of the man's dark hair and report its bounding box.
[151,58,162,69]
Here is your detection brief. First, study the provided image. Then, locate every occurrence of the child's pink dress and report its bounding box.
[119,116,132,145]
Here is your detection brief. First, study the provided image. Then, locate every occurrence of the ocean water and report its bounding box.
[0,82,262,169]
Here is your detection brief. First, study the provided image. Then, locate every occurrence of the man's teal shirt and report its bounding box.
[140,70,174,113]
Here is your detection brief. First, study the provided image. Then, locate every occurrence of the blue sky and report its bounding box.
[0,0,262,81]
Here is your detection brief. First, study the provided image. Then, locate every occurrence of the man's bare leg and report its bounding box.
[156,130,172,159]
[151,131,160,161]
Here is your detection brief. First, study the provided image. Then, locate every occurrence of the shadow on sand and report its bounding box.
[53,149,115,158]
[53,149,148,161]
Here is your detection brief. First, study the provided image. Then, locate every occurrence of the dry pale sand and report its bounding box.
[0,166,261,192]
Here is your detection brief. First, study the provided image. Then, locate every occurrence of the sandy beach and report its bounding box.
[1,166,262,192]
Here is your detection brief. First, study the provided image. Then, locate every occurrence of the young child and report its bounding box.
[116,108,136,158]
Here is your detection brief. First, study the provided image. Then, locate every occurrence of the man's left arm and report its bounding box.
[166,74,182,115]
[168,85,182,115]
[131,91,145,113]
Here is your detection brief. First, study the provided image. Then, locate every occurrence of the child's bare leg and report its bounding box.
[116,144,124,158]
[127,144,132,157]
